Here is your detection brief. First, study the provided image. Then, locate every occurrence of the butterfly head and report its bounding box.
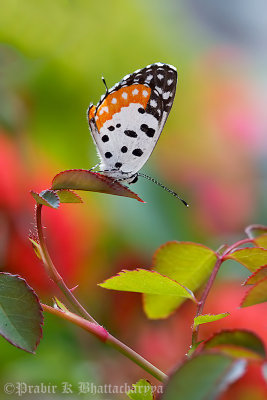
[101,168,138,184]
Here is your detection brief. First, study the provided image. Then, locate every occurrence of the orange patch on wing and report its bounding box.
[88,85,151,132]
[88,105,97,121]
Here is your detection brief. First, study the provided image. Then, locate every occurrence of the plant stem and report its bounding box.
[191,256,222,346]
[222,238,254,257]
[36,204,167,381]
[36,204,97,324]
[42,303,108,340]
[42,303,167,382]
[107,335,167,382]
[191,237,254,347]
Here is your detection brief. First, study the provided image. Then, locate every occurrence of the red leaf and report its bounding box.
[51,169,144,202]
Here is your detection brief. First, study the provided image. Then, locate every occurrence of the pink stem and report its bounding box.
[191,237,254,346]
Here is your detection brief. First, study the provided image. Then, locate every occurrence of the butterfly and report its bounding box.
[87,62,188,206]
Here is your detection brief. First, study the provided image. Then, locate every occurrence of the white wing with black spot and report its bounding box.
[88,63,177,180]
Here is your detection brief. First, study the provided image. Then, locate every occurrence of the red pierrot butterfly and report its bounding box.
[87,62,188,206]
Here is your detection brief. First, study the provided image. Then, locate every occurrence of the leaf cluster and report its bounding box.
[1,171,266,399]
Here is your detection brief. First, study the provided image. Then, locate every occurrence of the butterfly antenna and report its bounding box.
[101,76,109,94]
[138,172,189,207]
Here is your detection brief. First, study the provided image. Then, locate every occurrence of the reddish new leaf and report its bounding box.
[51,169,144,202]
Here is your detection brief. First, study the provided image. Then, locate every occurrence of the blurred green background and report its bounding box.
[0,0,267,398]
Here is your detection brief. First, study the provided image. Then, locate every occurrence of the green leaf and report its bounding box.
[160,353,246,400]
[99,269,196,301]
[28,238,42,260]
[224,248,267,272]
[245,224,267,239]
[31,188,83,206]
[53,297,69,312]
[30,189,60,209]
[51,169,144,202]
[56,189,83,204]
[143,242,217,319]
[127,379,154,400]
[193,313,230,328]
[244,265,267,285]
[241,278,267,308]
[0,273,43,353]
[203,330,266,360]
[254,234,267,249]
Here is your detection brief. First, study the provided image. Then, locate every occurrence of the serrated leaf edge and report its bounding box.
[224,247,267,266]
[240,277,267,308]
[0,272,43,354]
[55,189,83,203]
[30,190,60,209]
[51,169,145,203]
[203,328,266,358]
[40,189,60,207]
[193,313,230,328]
[243,264,267,285]
[99,268,196,301]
